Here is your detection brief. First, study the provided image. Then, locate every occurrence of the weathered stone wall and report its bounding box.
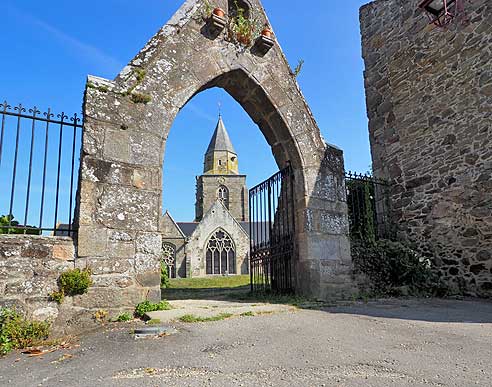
[0,235,73,321]
[196,175,248,222]
[0,235,149,333]
[360,0,492,296]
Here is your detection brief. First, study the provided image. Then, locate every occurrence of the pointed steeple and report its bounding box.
[203,115,239,175]
[205,115,236,155]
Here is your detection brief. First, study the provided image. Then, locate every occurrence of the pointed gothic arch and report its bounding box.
[77,0,353,308]
[205,228,236,275]
[162,242,177,278]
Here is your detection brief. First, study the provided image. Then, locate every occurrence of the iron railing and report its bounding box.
[345,171,391,241]
[0,101,82,237]
[249,164,295,294]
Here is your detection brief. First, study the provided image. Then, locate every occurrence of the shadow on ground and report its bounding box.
[162,285,251,301]
[163,286,492,324]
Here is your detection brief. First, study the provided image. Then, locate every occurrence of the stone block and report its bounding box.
[135,253,160,274]
[72,287,147,309]
[52,242,75,261]
[136,272,161,287]
[77,226,108,257]
[83,258,132,275]
[32,306,59,322]
[136,233,162,255]
[104,128,130,163]
[108,242,135,259]
[91,275,135,288]
[95,186,160,231]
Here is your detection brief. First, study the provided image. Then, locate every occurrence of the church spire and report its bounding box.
[205,115,236,155]
[203,115,239,175]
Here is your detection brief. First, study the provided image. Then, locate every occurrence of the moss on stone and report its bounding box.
[130,92,152,104]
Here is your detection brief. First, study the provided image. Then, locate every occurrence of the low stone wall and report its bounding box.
[0,235,147,335]
[0,235,74,322]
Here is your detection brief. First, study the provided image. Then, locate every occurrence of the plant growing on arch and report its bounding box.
[227,0,262,47]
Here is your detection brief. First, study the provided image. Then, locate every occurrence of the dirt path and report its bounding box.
[1,298,491,386]
[147,299,294,322]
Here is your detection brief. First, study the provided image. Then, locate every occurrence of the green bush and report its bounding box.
[49,268,92,304]
[161,262,170,289]
[0,214,41,235]
[0,308,50,356]
[134,300,172,319]
[59,268,92,297]
[352,239,439,296]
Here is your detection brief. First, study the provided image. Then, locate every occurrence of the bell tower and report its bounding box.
[195,115,248,222]
[203,114,239,175]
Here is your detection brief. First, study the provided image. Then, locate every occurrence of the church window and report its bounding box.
[206,229,236,275]
[217,185,229,209]
[162,242,177,278]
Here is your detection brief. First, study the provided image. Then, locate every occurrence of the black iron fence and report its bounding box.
[345,171,391,242]
[249,164,295,294]
[0,101,82,237]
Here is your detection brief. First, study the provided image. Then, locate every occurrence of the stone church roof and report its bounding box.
[205,115,236,155]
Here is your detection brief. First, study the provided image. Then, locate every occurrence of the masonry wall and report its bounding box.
[360,0,492,296]
[0,236,74,321]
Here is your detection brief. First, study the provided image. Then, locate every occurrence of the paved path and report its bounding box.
[147,299,294,322]
[1,298,491,386]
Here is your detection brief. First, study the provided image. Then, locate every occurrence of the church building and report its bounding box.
[160,115,250,278]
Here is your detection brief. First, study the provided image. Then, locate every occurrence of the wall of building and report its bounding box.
[196,175,249,222]
[187,202,249,277]
[360,0,492,296]
[160,214,187,278]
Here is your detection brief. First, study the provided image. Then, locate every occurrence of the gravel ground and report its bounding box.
[0,298,491,386]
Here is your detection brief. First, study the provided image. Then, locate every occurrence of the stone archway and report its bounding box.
[76,0,354,308]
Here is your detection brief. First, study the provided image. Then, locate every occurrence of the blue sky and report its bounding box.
[0,0,371,224]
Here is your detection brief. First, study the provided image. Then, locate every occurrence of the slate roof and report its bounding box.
[176,222,199,237]
[205,115,236,155]
[176,221,269,242]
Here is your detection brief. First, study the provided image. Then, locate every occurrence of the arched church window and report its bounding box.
[205,229,236,275]
[217,185,229,209]
[162,242,176,279]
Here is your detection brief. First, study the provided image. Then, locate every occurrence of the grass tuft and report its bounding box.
[134,300,172,319]
[130,93,152,104]
[114,313,132,322]
[178,313,233,323]
[169,275,250,289]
